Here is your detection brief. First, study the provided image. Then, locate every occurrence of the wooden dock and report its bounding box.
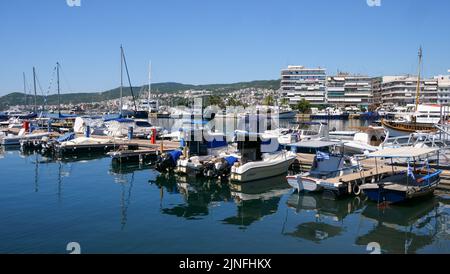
[107,141,180,163]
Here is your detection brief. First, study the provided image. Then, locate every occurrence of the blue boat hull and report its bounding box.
[363,188,408,204]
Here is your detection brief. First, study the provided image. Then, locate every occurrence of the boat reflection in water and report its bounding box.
[223,176,290,228]
[283,193,365,242]
[356,197,449,254]
[156,174,232,220]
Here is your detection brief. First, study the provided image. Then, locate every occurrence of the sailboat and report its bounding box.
[381,47,438,137]
[118,45,148,119]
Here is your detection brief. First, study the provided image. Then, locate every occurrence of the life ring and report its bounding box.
[352,183,361,195]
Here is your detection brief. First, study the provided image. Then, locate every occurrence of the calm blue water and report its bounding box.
[0,148,449,254]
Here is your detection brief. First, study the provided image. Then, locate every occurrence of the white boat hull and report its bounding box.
[1,133,50,146]
[286,175,323,192]
[231,153,296,182]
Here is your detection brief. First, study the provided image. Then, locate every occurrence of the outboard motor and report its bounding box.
[203,156,238,179]
[155,150,182,172]
[288,159,302,175]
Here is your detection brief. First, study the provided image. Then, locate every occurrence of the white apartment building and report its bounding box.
[280,66,327,105]
[381,75,438,106]
[435,70,450,105]
[327,74,375,107]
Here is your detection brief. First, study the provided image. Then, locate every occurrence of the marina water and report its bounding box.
[1,119,450,254]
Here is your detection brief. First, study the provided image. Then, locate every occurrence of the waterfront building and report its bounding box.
[435,70,450,105]
[380,75,438,106]
[280,66,327,105]
[326,73,376,108]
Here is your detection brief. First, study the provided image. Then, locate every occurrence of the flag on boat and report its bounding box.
[407,162,415,180]
[316,151,330,160]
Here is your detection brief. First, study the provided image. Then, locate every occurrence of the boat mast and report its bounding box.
[23,72,28,112]
[57,62,61,117]
[148,60,152,113]
[33,67,37,113]
[120,45,124,117]
[415,46,422,112]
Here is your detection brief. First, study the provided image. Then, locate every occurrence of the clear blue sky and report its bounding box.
[1,0,449,95]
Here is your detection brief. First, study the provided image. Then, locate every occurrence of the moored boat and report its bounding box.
[360,147,442,204]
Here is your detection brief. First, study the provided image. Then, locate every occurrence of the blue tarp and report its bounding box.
[224,156,238,166]
[168,150,183,166]
[57,132,76,143]
[206,139,228,148]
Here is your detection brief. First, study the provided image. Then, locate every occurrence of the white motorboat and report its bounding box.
[286,152,360,194]
[1,129,51,146]
[230,150,297,182]
[176,129,230,176]
[341,126,387,154]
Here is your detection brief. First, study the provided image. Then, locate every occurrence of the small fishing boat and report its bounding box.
[286,152,360,193]
[360,147,442,204]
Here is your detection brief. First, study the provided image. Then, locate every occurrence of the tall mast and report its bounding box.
[148,60,152,113]
[33,67,37,113]
[415,46,422,111]
[57,62,61,116]
[120,45,124,116]
[23,72,28,111]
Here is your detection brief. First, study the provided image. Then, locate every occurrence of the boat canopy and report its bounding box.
[367,147,438,158]
[287,140,340,148]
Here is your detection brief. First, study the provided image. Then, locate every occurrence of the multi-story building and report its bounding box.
[326,73,375,107]
[380,75,438,106]
[435,70,450,105]
[371,77,382,106]
[280,66,327,105]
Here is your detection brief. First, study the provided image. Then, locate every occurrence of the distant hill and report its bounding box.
[0,80,280,110]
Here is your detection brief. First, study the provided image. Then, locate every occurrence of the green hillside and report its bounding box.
[0,80,280,110]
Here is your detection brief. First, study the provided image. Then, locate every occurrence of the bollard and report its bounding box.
[85,125,91,138]
[151,128,156,144]
[128,126,134,140]
[23,121,30,132]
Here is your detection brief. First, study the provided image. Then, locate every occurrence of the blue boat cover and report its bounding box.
[224,156,238,166]
[207,139,227,148]
[57,132,76,143]
[168,150,183,166]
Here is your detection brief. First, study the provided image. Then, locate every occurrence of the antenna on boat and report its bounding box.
[120,45,124,117]
[415,46,422,112]
[23,72,28,112]
[33,67,37,114]
[57,62,61,117]
[148,60,152,114]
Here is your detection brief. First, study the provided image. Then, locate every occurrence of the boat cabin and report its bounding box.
[284,140,339,154]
